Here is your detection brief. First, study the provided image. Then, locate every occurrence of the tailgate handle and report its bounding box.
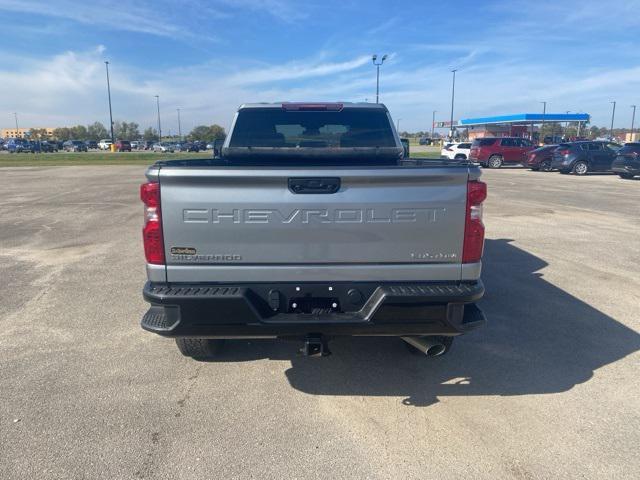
[288,177,340,194]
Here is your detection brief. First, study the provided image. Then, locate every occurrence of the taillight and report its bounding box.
[558,149,570,156]
[462,180,487,263]
[140,181,165,264]
[282,103,343,111]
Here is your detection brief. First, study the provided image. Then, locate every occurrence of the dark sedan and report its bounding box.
[551,141,621,175]
[526,145,557,171]
[612,143,640,179]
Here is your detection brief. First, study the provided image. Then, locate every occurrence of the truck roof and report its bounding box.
[237,102,388,111]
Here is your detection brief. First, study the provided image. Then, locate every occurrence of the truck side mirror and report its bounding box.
[213,138,223,158]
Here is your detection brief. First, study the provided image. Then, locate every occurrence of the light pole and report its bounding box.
[372,54,387,104]
[610,101,616,140]
[631,105,636,139]
[13,112,19,136]
[104,61,115,144]
[177,108,182,140]
[449,69,457,140]
[432,110,436,139]
[539,101,546,144]
[154,95,162,142]
[396,118,401,132]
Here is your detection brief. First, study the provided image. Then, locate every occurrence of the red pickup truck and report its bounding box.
[469,137,535,168]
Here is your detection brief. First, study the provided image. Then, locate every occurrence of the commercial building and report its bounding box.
[1,127,56,139]
[458,113,591,141]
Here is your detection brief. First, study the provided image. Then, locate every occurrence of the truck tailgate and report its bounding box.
[157,166,470,282]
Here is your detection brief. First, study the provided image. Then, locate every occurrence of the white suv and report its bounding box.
[441,142,472,160]
[98,139,113,150]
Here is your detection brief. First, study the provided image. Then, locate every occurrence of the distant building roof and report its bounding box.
[459,113,590,126]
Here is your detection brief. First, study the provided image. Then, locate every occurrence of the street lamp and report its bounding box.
[539,101,547,144]
[432,110,436,139]
[13,112,19,137]
[372,54,387,104]
[610,101,616,140]
[104,61,115,144]
[177,108,182,140]
[396,118,401,132]
[449,69,457,140]
[154,95,162,142]
[631,105,636,139]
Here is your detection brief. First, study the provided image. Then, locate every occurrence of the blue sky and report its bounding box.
[0,0,639,133]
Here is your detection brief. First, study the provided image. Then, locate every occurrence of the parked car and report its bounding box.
[98,139,113,150]
[6,139,27,153]
[400,138,410,158]
[525,145,558,171]
[551,141,621,175]
[419,137,434,145]
[174,142,200,152]
[205,142,215,150]
[153,142,174,153]
[130,141,141,150]
[115,140,132,152]
[139,102,487,360]
[85,140,98,150]
[40,141,58,152]
[611,143,640,179]
[63,140,88,152]
[469,137,535,168]
[441,142,471,160]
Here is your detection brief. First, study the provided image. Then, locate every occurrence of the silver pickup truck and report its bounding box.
[140,102,486,359]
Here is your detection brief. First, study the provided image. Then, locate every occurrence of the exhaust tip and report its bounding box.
[425,343,446,357]
[402,336,451,357]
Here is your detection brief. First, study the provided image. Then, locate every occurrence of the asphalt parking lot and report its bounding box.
[1,166,639,479]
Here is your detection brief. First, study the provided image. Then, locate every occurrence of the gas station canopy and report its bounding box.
[459,113,590,126]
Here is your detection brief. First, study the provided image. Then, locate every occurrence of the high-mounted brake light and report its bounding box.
[282,103,343,112]
[462,180,487,263]
[140,181,165,264]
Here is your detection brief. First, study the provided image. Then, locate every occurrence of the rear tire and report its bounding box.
[454,154,467,160]
[530,167,540,171]
[618,173,634,179]
[487,155,503,168]
[572,161,588,175]
[175,338,224,359]
[540,160,552,172]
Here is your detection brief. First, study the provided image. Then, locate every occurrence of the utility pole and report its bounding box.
[104,61,115,144]
[13,112,19,136]
[432,110,436,138]
[155,95,162,142]
[372,54,387,104]
[539,101,547,144]
[610,101,616,140]
[631,105,636,139]
[396,118,401,132]
[177,108,182,140]
[449,69,457,140]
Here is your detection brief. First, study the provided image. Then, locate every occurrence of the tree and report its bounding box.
[87,122,109,141]
[143,127,159,142]
[53,127,72,141]
[29,128,49,140]
[188,124,226,142]
[69,125,88,140]
[113,121,140,141]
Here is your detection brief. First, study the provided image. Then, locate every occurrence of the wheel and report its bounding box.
[540,160,552,172]
[618,173,634,179]
[487,155,503,168]
[454,154,467,160]
[572,161,588,175]
[530,167,540,171]
[175,338,224,359]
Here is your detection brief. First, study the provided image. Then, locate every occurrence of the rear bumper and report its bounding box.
[141,280,486,338]
[612,159,640,175]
